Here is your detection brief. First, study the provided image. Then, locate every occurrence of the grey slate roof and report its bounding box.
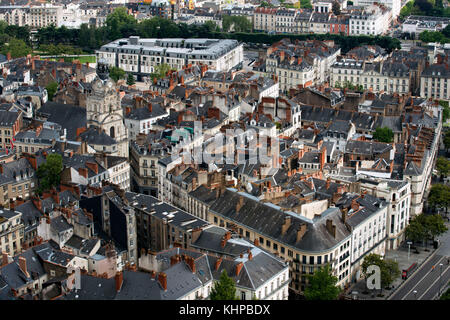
[207,188,351,252]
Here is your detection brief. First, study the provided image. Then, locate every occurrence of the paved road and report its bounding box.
[389,228,450,300]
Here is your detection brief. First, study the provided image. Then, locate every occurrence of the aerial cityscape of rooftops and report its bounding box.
[0,0,449,306]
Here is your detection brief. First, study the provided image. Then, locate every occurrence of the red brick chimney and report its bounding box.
[32,198,42,212]
[148,103,152,113]
[6,52,11,61]
[254,238,260,246]
[18,257,29,278]
[235,262,243,276]
[78,167,88,178]
[187,256,196,273]
[2,252,9,266]
[85,161,98,174]
[170,254,180,266]
[351,199,360,212]
[248,249,253,261]
[76,127,87,137]
[158,272,167,291]
[215,257,222,271]
[115,271,123,292]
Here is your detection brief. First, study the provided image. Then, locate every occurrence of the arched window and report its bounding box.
[110,126,115,138]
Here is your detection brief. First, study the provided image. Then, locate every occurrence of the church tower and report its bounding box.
[86,77,129,158]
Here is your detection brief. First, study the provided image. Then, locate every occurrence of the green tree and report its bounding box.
[441,285,450,300]
[0,38,31,58]
[150,63,173,81]
[332,1,341,15]
[46,82,58,101]
[372,127,394,143]
[440,100,450,123]
[427,184,450,212]
[127,73,135,86]
[436,157,450,178]
[109,66,126,82]
[419,30,448,44]
[105,7,137,40]
[362,254,400,293]
[210,270,237,300]
[405,215,427,243]
[425,214,448,240]
[304,264,341,300]
[444,130,450,152]
[36,153,63,194]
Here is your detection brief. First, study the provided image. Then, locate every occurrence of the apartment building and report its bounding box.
[80,185,138,266]
[0,6,29,26]
[96,37,244,78]
[265,40,340,92]
[358,179,411,250]
[130,133,173,197]
[336,193,388,283]
[353,0,401,18]
[29,5,63,28]
[331,59,411,94]
[349,4,391,36]
[188,187,354,295]
[123,192,209,252]
[0,209,24,257]
[253,7,278,32]
[0,157,37,206]
[0,109,22,151]
[420,64,450,100]
[402,16,450,38]
[275,9,297,34]
[124,103,169,140]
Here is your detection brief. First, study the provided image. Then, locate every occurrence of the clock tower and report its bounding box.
[86,78,129,158]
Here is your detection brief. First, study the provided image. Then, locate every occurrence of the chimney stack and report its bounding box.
[235,262,244,276]
[158,272,167,291]
[326,219,336,238]
[235,196,244,213]
[2,252,9,266]
[18,257,29,278]
[186,256,196,273]
[215,257,222,271]
[296,224,307,243]
[281,216,291,235]
[115,271,123,292]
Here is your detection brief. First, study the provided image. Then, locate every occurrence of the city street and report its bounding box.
[389,227,450,300]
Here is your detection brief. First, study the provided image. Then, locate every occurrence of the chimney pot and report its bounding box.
[115,271,123,292]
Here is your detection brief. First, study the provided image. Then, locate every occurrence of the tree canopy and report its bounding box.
[444,130,450,151]
[127,73,135,86]
[427,184,450,211]
[372,127,394,143]
[361,253,400,290]
[332,1,341,15]
[222,16,252,33]
[304,264,341,300]
[109,66,126,82]
[406,213,448,244]
[0,38,31,58]
[36,153,63,194]
[150,63,173,81]
[210,270,238,300]
[436,157,450,178]
[46,82,58,101]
